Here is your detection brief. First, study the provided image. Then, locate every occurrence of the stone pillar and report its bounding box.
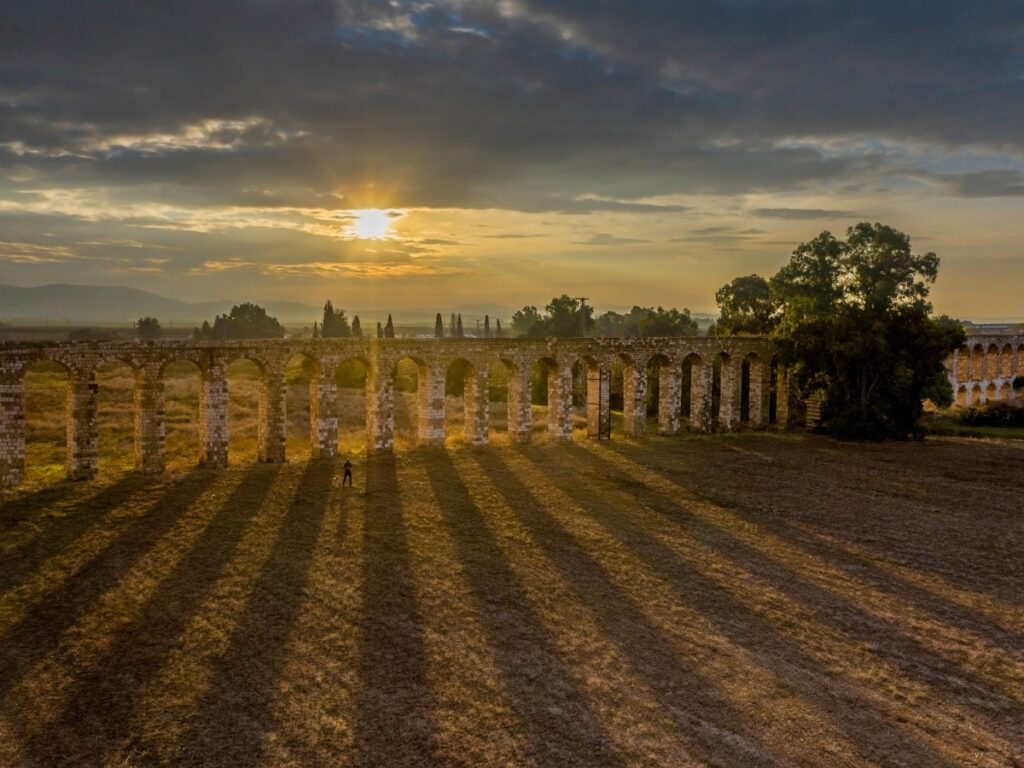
[622,361,647,438]
[258,373,286,463]
[463,368,489,446]
[690,359,713,433]
[310,372,338,458]
[658,365,681,435]
[199,365,228,468]
[0,378,25,488]
[586,364,610,440]
[775,366,790,428]
[366,364,394,451]
[134,374,165,474]
[547,364,573,441]
[506,365,532,443]
[748,357,769,428]
[418,365,446,447]
[718,356,741,431]
[66,373,98,481]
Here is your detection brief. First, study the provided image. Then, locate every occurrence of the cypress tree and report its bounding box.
[313,321,320,339]
[484,315,491,338]
[434,312,444,338]
[385,314,395,338]
[450,312,457,337]
[376,321,383,339]
[322,300,334,337]
[456,313,464,338]
[352,315,362,337]
[495,319,502,338]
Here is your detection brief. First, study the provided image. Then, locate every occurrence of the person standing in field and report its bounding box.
[342,458,353,487]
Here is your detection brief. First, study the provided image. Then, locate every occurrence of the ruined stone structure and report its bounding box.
[0,336,783,488]
[947,333,1024,407]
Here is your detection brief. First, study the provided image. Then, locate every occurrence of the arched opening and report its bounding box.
[22,359,69,485]
[740,357,752,423]
[570,359,589,438]
[609,354,641,438]
[336,357,369,455]
[1018,345,1024,377]
[999,382,1013,401]
[1001,344,1014,379]
[284,352,318,459]
[955,385,967,407]
[956,345,970,381]
[393,356,426,448]
[94,359,139,478]
[681,353,703,430]
[985,382,998,403]
[486,359,515,444]
[161,359,202,472]
[645,354,674,435]
[971,345,984,380]
[986,344,1000,380]
[444,357,475,445]
[225,357,264,464]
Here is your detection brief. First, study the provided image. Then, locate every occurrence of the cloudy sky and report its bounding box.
[2,1,1023,317]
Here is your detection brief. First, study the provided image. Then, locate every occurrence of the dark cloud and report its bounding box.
[753,208,859,219]
[574,233,650,246]
[935,170,1024,197]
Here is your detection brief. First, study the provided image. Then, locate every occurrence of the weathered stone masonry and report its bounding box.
[0,336,783,488]
[946,333,1024,407]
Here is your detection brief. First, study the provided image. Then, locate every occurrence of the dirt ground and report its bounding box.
[1,432,1022,767]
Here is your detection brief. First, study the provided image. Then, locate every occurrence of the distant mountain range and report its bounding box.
[0,284,321,325]
[0,284,724,326]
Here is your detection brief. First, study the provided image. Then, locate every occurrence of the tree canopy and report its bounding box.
[511,295,594,337]
[595,305,698,337]
[193,303,285,340]
[321,300,351,337]
[136,316,162,341]
[715,223,964,439]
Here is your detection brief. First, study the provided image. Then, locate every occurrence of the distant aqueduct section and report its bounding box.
[947,333,1024,407]
[0,336,784,488]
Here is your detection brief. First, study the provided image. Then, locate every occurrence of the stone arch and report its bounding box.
[971,383,984,405]
[971,344,985,381]
[93,358,142,477]
[986,344,1000,380]
[160,357,204,470]
[646,353,680,436]
[999,382,1013,401]
[282,350,322,459]
[335,356,370,454]
[955,385,968,407]
[681,352,706,431]
[956,344,970,382]
[985,381,998,403]
[614,352,646,439]
[223,356,265,464]
[739,352,767,428]
[20,357,72,484]
[1018,344,1024,377]
[570,354,607,440]
[393,354,434,447]
[1001,344,1014,379]
[711,351,732,430]
[444,357,488,445]
[487,357,529,443]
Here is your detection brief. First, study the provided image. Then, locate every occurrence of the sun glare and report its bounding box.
[351,208,396,239]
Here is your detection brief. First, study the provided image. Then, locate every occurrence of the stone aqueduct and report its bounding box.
[947,333,1024,406]
[0,336,783,488]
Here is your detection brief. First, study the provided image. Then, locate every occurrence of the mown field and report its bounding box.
[1,425,1022,767]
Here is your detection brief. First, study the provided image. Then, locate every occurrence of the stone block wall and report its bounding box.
[0,334,782,487]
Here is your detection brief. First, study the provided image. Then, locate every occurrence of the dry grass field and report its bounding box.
[2,370,1023,766]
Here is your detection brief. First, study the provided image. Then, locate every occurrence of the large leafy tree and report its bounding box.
[595,305,698,337]
[195,303,285,340]
[723,223,964,439]
[713,275,777,335]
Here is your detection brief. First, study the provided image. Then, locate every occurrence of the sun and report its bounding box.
[350,208,396,239]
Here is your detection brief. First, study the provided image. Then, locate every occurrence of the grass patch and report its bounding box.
[1,434,1022,766]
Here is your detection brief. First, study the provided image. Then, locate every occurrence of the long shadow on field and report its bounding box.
[0,474,147,594]
[576,444,1024,752]
[528,447,962,768]
[427,451,626,767]
[471,449,782,767]
[180,459,333,768]
[352,451,439,767]
[0,470,218,701]
[20,464,282,765]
